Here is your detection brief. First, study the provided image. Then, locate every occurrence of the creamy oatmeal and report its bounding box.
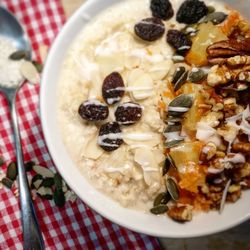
[58,0,250,222]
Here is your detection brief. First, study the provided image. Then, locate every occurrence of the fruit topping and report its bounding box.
[177,0,208,24]
[134,17,165,42]
[167,29,192,55]
[78,100,109,122]
[98,122,123,151]
[115,102,142,125]
[150,0,174,20]
[102,72,125,105]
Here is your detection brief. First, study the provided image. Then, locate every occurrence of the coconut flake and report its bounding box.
[219,179,231,214]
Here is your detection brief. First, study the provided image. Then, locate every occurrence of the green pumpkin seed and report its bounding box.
[166,177,180,201]
[153,192,172,206]
[172,67,186,84]
[25,161,35,172]
[42,177,55,187]
[162,158,170,176]
[0,156,4,167]
[7,162,17,181]
[172,55,184,63]
[167,154,177,169]
[54,188,66,207]
[31,174,43,189]
[165,139,184,148]
[1,177,13,189]
[202,12,228,25]
[207,6,216,14]
[168,94,193,117]
[188,68,206,83]
[37,186,53,200]
[54,173,63,190]
[166,116,183,123]
[164,123,182,133]
[9,50,29,60]
[150,205,168,215]
[32,61,43,73]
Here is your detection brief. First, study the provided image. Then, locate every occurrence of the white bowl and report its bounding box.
[40,0,250,238]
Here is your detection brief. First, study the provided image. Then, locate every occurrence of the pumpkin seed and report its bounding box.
[168,94,193,117]
[162,158,170,176]
[32,61,43,73]
[9,50,29,60]
[37,186,53,200]
[166,116,183,123]
[33,165,54,178]
[167,154,177,170]
[154,192,172,206]
[25,161,35,172]
[172,67,186,84]
[188,68,206,83]
[166,177,180,201]
[1,177,13,189]
[202,12,228,25]
[164,123,182,133]
[172,55,184,63]
[150,205,168,215]
[165,139,184,148]
[42,177,55,187]
[54,188,66,207]
[31,174,43,189]
[6,162,17,181]
[0,156,4,167]
[207,6,215,14]
[54,173,63,190]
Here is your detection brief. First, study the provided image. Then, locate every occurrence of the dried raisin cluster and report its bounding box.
[78,72,143,152]
[150,0,174,20]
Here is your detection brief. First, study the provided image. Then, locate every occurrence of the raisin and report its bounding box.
[115,102,142,125]
[134,17,165,42]
[150,0,174,20]
[98,122,123,152]
[177,0,208,24]
[78,100,109,122]
[166,29,192,55]
[102,72,125,105]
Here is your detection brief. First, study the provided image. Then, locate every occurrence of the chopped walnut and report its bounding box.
[232,143,250,154]
[226,189,241,203]
[167,205,193,222]
[200,111,224,128]
[200,142,217,162]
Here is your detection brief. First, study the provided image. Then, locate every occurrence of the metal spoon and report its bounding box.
[0,7,44,250]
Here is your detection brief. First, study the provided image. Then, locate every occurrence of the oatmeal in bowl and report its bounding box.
[55,0,250,227]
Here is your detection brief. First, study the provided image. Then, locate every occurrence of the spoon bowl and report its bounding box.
[0,7,31,54]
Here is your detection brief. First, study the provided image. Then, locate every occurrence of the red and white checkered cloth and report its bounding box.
[0,1,161,249]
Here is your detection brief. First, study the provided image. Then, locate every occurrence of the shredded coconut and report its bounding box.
[0,36,24,88]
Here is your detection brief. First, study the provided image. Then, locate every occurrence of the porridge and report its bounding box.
[58,0,250,222]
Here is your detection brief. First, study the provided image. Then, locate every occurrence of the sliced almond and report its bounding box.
[33,165,54,178]
[127,70,154,100]
[20,61,40,84]
[149,60,173,81]
[134,148,158,171]
[81,133,104,160]
[96,52,124,77]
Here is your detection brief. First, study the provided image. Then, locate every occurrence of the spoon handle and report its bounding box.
[10,95,45,250]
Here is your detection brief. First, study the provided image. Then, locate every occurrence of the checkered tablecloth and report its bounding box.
[0,1,161,249]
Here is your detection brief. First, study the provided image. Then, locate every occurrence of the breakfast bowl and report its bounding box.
[40,0,250,238]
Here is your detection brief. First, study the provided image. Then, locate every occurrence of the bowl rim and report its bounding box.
[40,0,250,238]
